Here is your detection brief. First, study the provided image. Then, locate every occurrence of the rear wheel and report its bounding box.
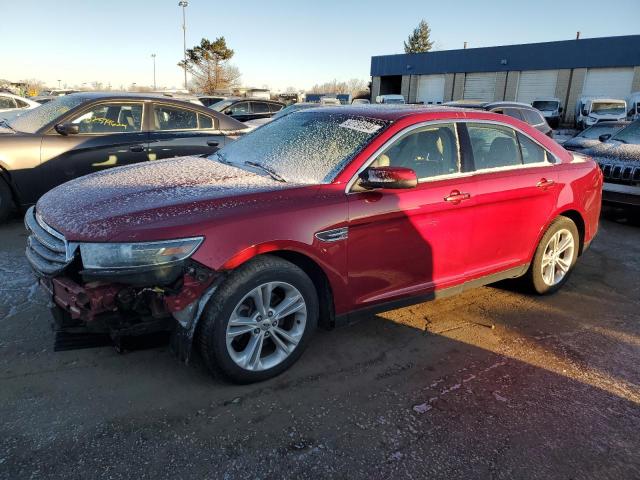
[198,255,318,384]
[0,179,14,223]
[527,217,579,294]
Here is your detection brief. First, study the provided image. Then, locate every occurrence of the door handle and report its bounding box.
[536,178,555,189]
[207,140,220,147]
[444,190,471,203]
[129,145,144,152]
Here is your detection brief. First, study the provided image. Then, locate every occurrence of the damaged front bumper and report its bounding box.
[24,206,223,360]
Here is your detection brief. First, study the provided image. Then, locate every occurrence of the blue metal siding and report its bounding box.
[371,35,640,76]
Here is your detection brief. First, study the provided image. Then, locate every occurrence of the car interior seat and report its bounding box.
[486,137,519,168]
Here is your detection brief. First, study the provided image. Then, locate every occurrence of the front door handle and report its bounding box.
[444,190,471,203]
[207,140,220,147]
[536,178,555,189]
[130,145,144,152]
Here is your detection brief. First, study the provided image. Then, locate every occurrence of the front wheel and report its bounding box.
[527,217,580,295]
[198,255,318,383]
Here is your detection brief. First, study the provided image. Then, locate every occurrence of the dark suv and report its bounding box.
[211,98,285,123]
[445,101,553,137]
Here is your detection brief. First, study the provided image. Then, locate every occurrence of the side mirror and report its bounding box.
[581,109,588,117]
[358,166,418,190]
[559,107,564,113]
[224,110,232,116]
[599,133,612,142]
[55,123,79,136]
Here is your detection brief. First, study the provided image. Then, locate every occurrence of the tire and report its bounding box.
[526,216,580,295]
[0,179,13,224]
[198,255,318,384]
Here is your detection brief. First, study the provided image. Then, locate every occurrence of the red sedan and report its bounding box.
[25,106,603,383]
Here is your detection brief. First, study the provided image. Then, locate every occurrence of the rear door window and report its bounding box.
[0,96,17,109]
[467,124,522,170]
[522,109,545,125]
[153,105,197,130]
[251,102,270,114]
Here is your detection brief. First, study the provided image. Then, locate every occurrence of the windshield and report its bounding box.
[383,98,405,104]
[272,103,315,120]
[211,100,235,112]
[591,102,626,116]
[577,123,625,139]
[210,111,388,183]
[7,95,86,133]
[612,121,640,144]
[532,101,559,111]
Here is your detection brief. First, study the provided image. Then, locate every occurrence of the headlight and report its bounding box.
[80,237,203,270]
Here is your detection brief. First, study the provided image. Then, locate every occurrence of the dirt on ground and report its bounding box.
[1,208,639,480]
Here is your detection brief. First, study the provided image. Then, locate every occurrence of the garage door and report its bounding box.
[582,68,634,99]
[463,73,497,102]
[516,70,558,104]
[416,75,445,104]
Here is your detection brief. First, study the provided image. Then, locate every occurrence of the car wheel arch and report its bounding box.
[531,209,586,263]
[219,246,336,330]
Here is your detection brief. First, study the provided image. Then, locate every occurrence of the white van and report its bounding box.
[626,92,640,121]
[375,94,406,104]
[531,97,563,128]
[575,97,627,129]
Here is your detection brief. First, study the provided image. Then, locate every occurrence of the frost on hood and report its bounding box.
[563,138,603,151]
[584,142,640,164]
[215,111,388,183]
[36,156,304,238]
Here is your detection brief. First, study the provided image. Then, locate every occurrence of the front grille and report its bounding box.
[598,161,640,186]
[24,206,74,276]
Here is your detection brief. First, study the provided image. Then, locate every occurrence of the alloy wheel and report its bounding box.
[541,228,575,286]
[225,281,307,371]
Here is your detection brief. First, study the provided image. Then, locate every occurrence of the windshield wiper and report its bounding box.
[244,161,286,182]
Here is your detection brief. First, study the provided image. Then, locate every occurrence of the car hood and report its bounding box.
[563,137,601,151]
[36,156,305,241]
[583,141,640,164]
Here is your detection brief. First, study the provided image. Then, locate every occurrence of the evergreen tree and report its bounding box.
[404,20,434,53]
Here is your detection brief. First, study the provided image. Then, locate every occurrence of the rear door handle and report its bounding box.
[207,140,220,147]
[536,178,555,189]
[130,145,144,152]
[444,190,471,203]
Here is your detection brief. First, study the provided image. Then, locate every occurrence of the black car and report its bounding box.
[211,98,285,123]
[444,101,553,137]
[563,121,629,152]
[582,120,640,208]
[0,92,247,222]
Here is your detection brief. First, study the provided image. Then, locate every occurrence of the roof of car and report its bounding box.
[443,100,538,110]
[299,104,496,121]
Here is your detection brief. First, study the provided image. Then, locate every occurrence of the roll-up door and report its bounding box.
[416,75,445,104]
[463,73,497,102]
[516,70,558,104]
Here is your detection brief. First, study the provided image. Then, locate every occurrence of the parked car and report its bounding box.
[445,101,553,137]
[211,98,285,123]
[532,97,563,128]
[575,97,627,129]
[375,94,406,104]
[563,121,629,152]
[352,98,371,105]
[320,97,342,105]
[0,92,247,222]
[30,95,57,105]
[582,120,640,208]
[626,92,640,121]
[244,102,322,129]
[0,92,40,114]
[25,106,602,383]
[150,91,204,106]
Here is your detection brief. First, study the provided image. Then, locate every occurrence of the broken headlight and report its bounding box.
[79,237,203,270]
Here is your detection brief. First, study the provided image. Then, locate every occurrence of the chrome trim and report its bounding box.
[315,227,348,242]
[344,118,557,194]
[24,206,75,277]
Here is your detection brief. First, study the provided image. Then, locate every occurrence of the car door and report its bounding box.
[462,122,559,279]
[347,122,475,309]
[39,101,148,198]
[224,101,251,122]
[147,103,226,160]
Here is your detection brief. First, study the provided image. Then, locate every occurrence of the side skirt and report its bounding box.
[335,264,529,327]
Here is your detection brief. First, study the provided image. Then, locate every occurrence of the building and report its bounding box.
[370,35,640,124]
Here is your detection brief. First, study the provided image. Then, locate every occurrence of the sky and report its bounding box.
[2,0,639,91]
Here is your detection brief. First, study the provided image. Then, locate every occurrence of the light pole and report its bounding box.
[178,1,188,90]
[57,79,61,88]
[151,54,157,90]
